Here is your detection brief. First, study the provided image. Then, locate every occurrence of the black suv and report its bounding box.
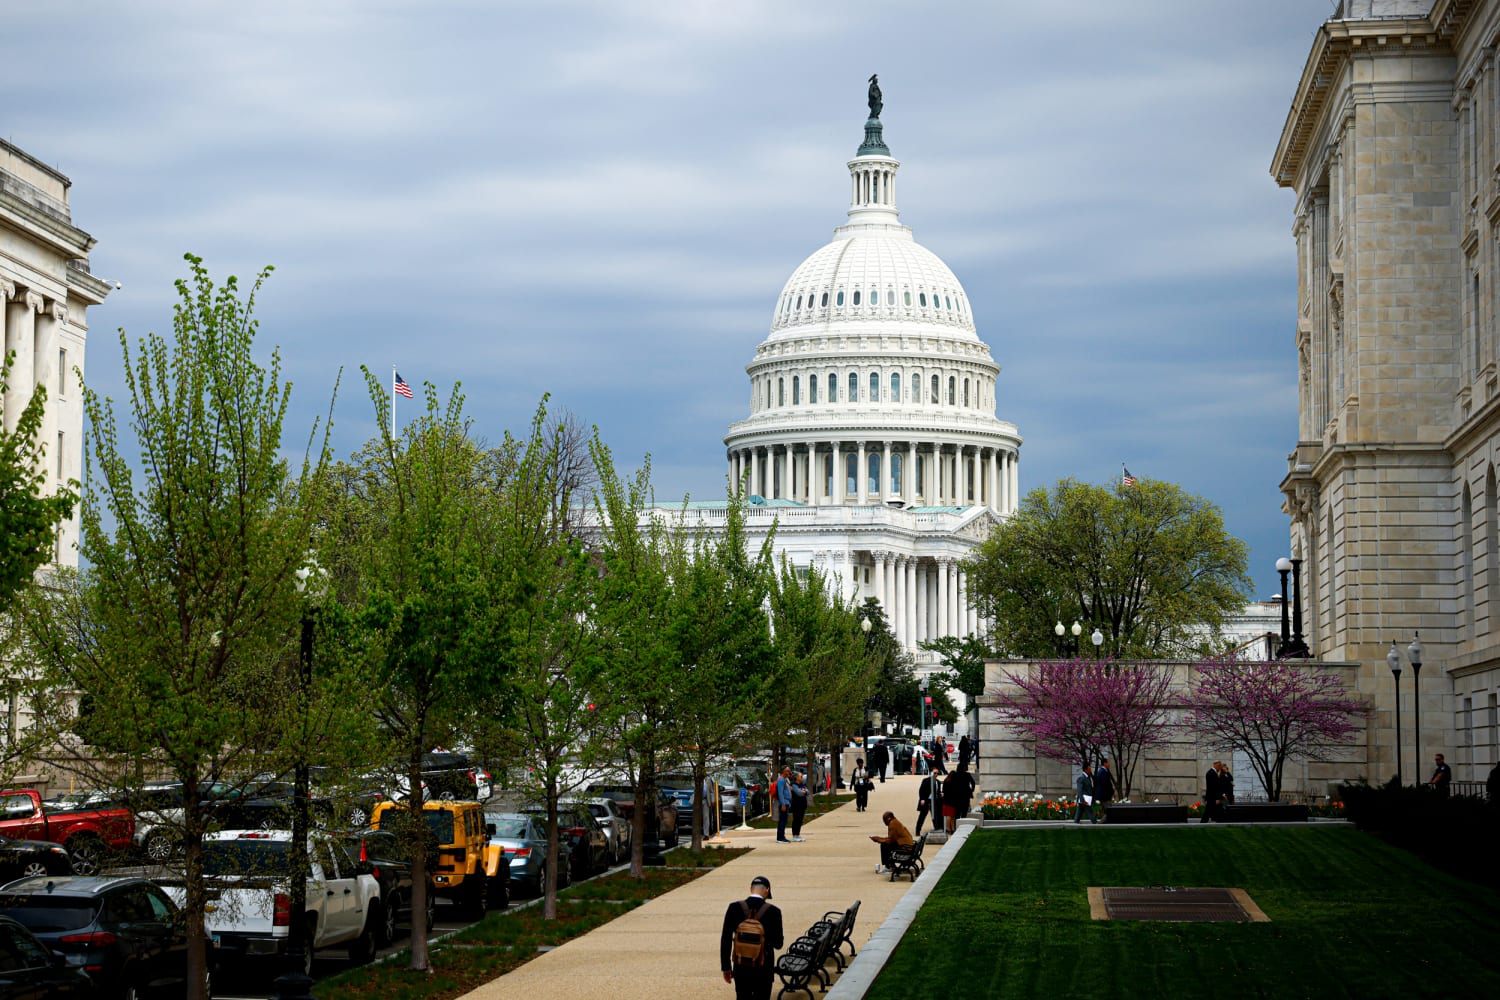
[587,784,681,848]
[343,828,433,945]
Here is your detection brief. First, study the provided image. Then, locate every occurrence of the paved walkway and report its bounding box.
[458,773,941,1000]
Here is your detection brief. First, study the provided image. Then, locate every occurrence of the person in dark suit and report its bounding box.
[871,741,887,783]
[1429,754,1452,797]
[958,734,972,769]
[720,875,784,1000]
[1094,759,1115,815]
[1202,762,1222,823]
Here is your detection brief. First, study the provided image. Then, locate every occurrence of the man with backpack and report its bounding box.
[720,875,784,999]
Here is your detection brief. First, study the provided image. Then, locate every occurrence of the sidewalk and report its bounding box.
[458,773,935,1000]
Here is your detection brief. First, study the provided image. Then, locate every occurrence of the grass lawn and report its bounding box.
[866,825,1500,999]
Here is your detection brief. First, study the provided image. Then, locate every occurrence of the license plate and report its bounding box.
[211,935,221,949]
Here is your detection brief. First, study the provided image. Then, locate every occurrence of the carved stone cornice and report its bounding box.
[47,301,68,325]
[0,277,13,301]
[21,291,43,313]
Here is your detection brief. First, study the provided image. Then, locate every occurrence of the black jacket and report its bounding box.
[1094,766,1115,801]
[720,896,784,972]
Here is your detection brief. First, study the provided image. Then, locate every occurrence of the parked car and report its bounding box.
[384,752,494,804]
[123,780,239,864]
[655,774,698,832]
[0,834,71,882]
[519,805,608,883]
[161,829,381,976]
[0,789,134,875]
[371,800,506,916]
[732,760,773,817]
[586,784,680,849]
[572,798,630,865]
[484,812,565,896]
[0,875,192,998]
[310,768,388,829]
[342,828,432,946]
[0,915,92,996]
[877,740,932,775]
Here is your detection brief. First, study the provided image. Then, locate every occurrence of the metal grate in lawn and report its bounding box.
[1089,886,1270,923]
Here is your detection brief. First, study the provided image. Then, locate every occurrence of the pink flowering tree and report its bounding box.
[1184,655,1368,801]
[989,658,1175,798]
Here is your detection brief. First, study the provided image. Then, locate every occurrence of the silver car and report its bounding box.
[484,812,568,897]
[573,798,631,865]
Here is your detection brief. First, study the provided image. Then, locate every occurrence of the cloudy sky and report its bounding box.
[5,1,1331,597]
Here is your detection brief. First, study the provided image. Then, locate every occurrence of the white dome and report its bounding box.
[769,234,977,341]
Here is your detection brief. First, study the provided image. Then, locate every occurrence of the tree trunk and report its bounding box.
[407,750,431,970]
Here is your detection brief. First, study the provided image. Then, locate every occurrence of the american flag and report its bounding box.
[394,372,414,399]
[1122,465,1137,488]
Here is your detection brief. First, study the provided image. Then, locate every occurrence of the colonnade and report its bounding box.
[728,439,1018,513]
[0,279,67,476]
[820,549,981,650]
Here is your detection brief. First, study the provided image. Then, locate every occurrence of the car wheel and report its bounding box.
[466,875,488,919]
[488,874,508,910]
[349,917,377,964]
[143,831,174,864]
[377,894,398,946]
[67,836,105,876]
[20,859,50,878]
[122,981,143,1000]
[347,804,369,828]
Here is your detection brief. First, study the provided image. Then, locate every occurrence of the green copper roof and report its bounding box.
[858,117,889,156]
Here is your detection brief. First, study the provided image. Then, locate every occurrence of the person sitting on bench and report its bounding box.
[869,810,913,874]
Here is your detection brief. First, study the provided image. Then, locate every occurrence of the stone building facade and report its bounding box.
[1273,0,1500,785]
[2,138,111,568]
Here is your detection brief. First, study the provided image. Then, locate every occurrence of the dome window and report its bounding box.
[853,290,861,306]
[904,290,912,307]
[919,292,927,307]
[867,454,880,496]
[948,376,956,405]
[887,289,895,305]
[869,372,879,402]
[869,287,877,306]
[946,295,953,310]
[848,372,858,402]
[930,375,939,403]
[963,379,970,407]
[795,295,803,310]
[891,454,902,495]
[792,376,801,405]
[828,374,838,402]
[809,377,818,403]
[837,290,845,307]
[891,373,900,402]
[778,378,785,406]
[821,291,829,307]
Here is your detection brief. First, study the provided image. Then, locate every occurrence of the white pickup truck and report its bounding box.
[162,829,382,975]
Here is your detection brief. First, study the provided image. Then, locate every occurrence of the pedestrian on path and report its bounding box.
[870,810,913,874]
[958,734,972,769]
[1073,764,1096,824]
[774,767,793,843]
[913,771,933,836]
[1201,762,1222,823]
[720,875,783,1000]
[789,772,809,841]
[871,741,887,782]
[942,763,975,834]
[1094,759,1115,816]
[851,759,871,812]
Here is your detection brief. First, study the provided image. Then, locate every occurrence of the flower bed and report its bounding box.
[981,794,1348,821]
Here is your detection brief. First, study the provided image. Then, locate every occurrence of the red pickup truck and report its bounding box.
[0,789,134,874]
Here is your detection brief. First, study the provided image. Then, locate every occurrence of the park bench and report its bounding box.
[821,899,860,968]
[887,832,927,882]
[775,918,838,999]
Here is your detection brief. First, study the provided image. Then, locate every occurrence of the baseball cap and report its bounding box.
[750,875,772,898]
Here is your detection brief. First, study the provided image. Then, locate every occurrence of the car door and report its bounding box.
[101,885,166,988]
[0,795,44,842]
[312,842,356,946]
[0,919,88,998]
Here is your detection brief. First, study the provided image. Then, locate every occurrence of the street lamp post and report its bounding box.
[1386,642,1404,787]
[275,555,325,1000]
[1090,627,1104,659]
[1053,620,1081,657]
[919,676,929,746]
[1274,557,1310,657]
[1275,558,1293,655]
[1409,632,1423,782]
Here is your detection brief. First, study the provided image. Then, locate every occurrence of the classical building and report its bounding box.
[1273,0,1500,785]
[656,87,1022,690]
[2,138,112,568]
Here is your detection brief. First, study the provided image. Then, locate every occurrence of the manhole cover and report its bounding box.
[1089,886,1268,922]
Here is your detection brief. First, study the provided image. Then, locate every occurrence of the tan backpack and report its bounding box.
[732,900,769,965]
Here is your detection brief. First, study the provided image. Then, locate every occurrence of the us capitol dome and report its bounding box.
[687,80,1021,670]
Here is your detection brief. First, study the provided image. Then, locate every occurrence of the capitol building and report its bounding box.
[653,84,1021,677]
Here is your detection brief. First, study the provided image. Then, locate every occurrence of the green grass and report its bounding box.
[866,826,1500,999]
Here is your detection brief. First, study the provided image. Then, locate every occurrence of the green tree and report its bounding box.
[0,350,76,613]
[920,633,991,704]
[20,256,344,1000]
[860,599,918,733]
[964,476,1251,659]
[323,371,503,966]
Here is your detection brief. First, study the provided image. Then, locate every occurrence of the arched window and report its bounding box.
[919,292,927,307]
[809,376,818,403]
[824,453,834,498]
[853,290,861,306]
[796,295,803,310]
[763,381,770,409]
[828,374,837,402]
[946,295,952,310]
[867,453,880,496]
[891,453,903,494]
[849,372,858,402]
[869,372,879,401]
[904,290,912,306]
[947,376,956,405]
[891,373,900,402]
[846,453,858,496]
[792,376,800,405]
[963,379,970,407]
[820,291,828,307]
[778,378,785,406]
[837,290,845,306]
[870,287,878,306]
[887,289,895,305]
[930,374,939,403]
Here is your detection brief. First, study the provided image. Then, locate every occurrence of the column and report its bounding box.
[882,441,891,501]
[905,556,918,649]
[857,441,867,504]
[915,561,928,644]
[906,442,917,503]
[34,302,62,484]
[936,558,949,638]
[873,551,888,611]
[1010,450,1019,510]
[3,290,43,434]
[957,568,969,637]
[749,448,760,498]
[834,443,845,504]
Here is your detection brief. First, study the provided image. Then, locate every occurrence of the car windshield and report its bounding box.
[657,776,695,790]
[584,804,607,818]
[0,898,98,933]
[202,839,292,876]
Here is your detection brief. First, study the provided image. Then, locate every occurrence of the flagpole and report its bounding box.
[392,365,397,439]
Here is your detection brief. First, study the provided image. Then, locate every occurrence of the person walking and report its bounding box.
[789,772,810,841]
[930,737,948,775]
[774,767,793,843]
[720,875,784,1000]
[1202,762,1222,823]
[942,762,976,834]
[870,742,887,783]
[1429,753,1452,797]
[1073,764,1096,824]
[911,743,925,776]
[957,734,972,769]
[870,810,913,874]
[851,759,871,812]
[1094,759,1115,818]
[913,771,933,836]
[1217,761,1235,811]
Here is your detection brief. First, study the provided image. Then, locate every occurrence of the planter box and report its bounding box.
[1104,803,1188,824]
[1220,803,1308,823]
